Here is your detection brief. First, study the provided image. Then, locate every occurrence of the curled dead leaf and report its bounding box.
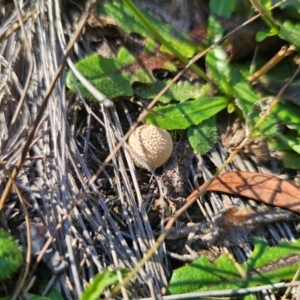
[186,171,300,213]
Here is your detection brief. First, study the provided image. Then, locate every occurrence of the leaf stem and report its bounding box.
[250,0,279,30]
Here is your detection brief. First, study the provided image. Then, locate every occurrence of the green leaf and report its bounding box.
[66,47,177,100]
[271,102,300,130]
[280,20,300,50]
[80,269,129,300]
[268,130,300,151]
[206,15,224,44]
[145,97,229,130]
[134,81,211,103]
[280,0,300,20]
[256,30,270,42]
[247,106,278,137]
[280,0,300,9]
[276,133,300,154]
[0,229,23,281]
[98,1,199,57]
[206,47,260,116]
[39,284,64,300]
[187,117,218,154]
[168,237,300,295]
[280,150,300,169]
[209,0,236,18]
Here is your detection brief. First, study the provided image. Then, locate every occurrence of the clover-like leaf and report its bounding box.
[187,117,218,155]
[66,47,177,100]
[0,229,23,281]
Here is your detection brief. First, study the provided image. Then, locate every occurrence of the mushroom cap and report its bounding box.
[128,124,173,169]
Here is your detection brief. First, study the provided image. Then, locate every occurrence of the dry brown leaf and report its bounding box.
[186,171,300,213]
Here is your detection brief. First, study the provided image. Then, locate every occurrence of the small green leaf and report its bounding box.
[280,0,300,9]
[209,0,236,18]
[133,81,210,103]
[280,150,300,169]
[276,134,300,155]
[206,47,232,96]
[145,97,229,130]
[271,102,300,130]
[66,47,177,100]
[206,47,260,116]
[280,20,300,50]
[227,102,236,113]
[80,269,129,300]
[39,284,64,300]
[246,105,278,137]
[187,117,218,155]
[0,229,23,281]
[206,15,224,44]
[280,0,300,20]
[256,30,270,42]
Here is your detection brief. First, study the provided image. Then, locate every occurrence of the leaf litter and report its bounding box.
[1,1,300,299]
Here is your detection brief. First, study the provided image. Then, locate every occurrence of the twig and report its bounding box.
[248,45,295,83]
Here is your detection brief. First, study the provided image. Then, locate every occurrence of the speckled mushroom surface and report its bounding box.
[128,124,173,169]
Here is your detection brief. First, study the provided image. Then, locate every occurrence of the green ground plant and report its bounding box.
[0,229,23,281]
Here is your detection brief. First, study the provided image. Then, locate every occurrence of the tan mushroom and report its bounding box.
[128,124,173,169]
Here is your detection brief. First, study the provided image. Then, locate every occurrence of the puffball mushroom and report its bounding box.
[128,124,173,169]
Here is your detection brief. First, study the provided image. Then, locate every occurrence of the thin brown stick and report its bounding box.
[282,266,300,300]
[248,45,295,83]
[0,6,37,42]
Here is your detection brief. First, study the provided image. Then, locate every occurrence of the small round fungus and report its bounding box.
[128,124,173,169]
